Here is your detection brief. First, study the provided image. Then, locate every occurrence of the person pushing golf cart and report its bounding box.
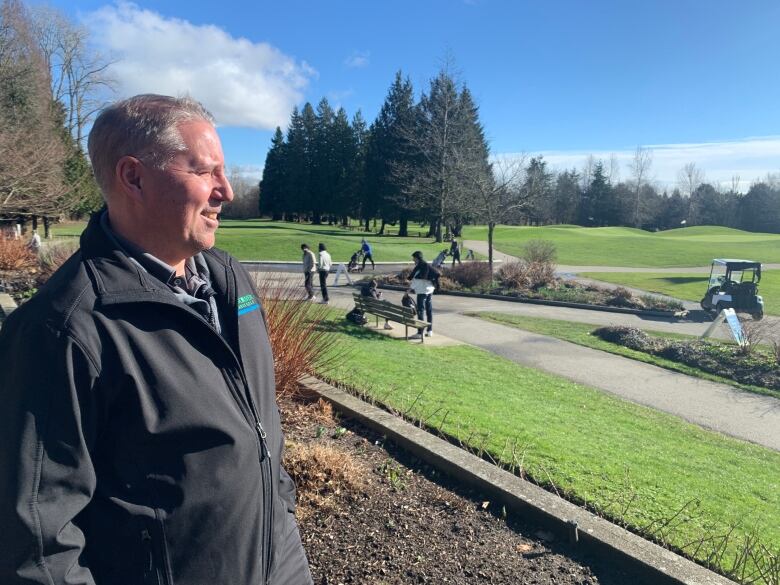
[700,258,764,320]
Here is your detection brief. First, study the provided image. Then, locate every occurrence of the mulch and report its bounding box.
[282,398,650,585]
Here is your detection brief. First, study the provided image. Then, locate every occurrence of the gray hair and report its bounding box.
[88,94,215,198]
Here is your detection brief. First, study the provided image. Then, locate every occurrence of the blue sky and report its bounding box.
[53,0,780,189]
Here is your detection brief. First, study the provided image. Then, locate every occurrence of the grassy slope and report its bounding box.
[52,219,456,262]
[462,224,780,267]
[55,221,780,267]
[319,318,780,577]
[472,312,779,399]
[580,271,780,315]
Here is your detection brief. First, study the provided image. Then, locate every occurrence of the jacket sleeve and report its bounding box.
[0,314,101,585]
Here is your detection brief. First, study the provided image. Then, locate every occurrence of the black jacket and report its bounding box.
[0,214,312,585]
[409,261,440,284]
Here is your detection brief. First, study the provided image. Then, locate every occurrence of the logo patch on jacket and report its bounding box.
[238,294,259,316]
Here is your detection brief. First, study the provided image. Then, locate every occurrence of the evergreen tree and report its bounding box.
[283,106,309,219]
[364,71,416,234]
[259,127,286,220]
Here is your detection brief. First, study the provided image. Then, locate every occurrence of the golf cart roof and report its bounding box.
[712,259,762,269]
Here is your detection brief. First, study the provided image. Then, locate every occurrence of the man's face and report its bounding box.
[139,120,233,264]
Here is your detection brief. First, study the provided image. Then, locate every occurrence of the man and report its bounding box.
[449,238,461,267]
[360,238,374,270]
[301,243,317,301]
[316,242,332,304]
[408,250,439,339]
[28,229,42,254]
[0,95,313,585]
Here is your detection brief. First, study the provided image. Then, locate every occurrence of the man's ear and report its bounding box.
[115,156,145,202]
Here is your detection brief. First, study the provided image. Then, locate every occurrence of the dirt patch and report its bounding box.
[282,398,650,585]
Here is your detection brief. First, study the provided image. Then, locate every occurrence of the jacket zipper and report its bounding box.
[225,369,274,584]
[141,529,159,585]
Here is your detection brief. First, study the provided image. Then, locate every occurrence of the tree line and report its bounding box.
[0,0,104,237]
[259,69,780,243]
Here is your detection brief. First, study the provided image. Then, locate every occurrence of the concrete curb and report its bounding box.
[301,375,736,585]
[378,284,684,319]
[0,292,17,321]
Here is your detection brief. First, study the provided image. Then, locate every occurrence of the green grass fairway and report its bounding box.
[53,219,457,262]
[54,220,780,268]
[472,312,779,399]
[461,224,780,267]
[580,270,780,315]
[319,317,780,580]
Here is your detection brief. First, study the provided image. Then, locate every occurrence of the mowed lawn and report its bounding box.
[55,220,780,268]
[580,270,780,315]
[319,317,780,580]
[462,224,780,267]
[52,219,456,262]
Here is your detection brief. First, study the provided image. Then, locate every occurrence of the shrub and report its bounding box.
[0,237,37,271]
[524,261,556,290]
[497,260,556,291]
[254,274,342,399]
[607,286,640,308]
[522,239,557,265]
[444,262,492,288]
[37,240,79,285]
[283,441,365,520]
[497,261,529,290]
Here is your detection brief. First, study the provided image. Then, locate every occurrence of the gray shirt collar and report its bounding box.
[99,210,221,333]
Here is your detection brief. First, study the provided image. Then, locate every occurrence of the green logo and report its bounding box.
[238,294,259,316]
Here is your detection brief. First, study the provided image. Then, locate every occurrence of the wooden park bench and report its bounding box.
[352,293,429,342]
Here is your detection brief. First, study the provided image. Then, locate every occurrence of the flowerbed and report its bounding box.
[595,326,780,391]
[380,264,685,313]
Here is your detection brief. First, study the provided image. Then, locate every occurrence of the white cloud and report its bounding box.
[501,136,780,193]
[85,2,314,129]
[344,50,370,68]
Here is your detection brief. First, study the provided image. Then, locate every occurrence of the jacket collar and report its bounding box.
[80,209,231,306]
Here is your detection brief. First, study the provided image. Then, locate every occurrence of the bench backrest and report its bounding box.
[353,293,417,322]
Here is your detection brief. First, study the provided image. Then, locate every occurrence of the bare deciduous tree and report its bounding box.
[468,155,527,273]
[0,0,68,222]
[30,4,114,145]
[677,162,704,197]
[629,146,653,227]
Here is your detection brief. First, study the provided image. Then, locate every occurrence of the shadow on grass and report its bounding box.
[315,318,400,342]
[659,276,707,285]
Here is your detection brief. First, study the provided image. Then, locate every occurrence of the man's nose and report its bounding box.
[214,174,234,202]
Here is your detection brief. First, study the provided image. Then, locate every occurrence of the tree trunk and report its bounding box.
[399,215,408,237]
[378,218,386,235]
[488,222,495,275]
[364,217,370,231]
[43,217,51,239]
[32,216,38,230]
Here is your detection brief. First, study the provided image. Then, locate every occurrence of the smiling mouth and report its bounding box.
[202,211,219,221]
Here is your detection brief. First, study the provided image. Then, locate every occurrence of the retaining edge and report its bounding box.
[300,375,736,585]
[378,283,685,318]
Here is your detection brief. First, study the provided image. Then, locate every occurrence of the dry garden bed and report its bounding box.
[282,396,646,585]
[380,262,684,313]
[595,326,780,392]
[379,240,684,313]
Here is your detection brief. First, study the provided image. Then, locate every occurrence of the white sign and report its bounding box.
[723,309,746,346]
[700,308,745,346]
